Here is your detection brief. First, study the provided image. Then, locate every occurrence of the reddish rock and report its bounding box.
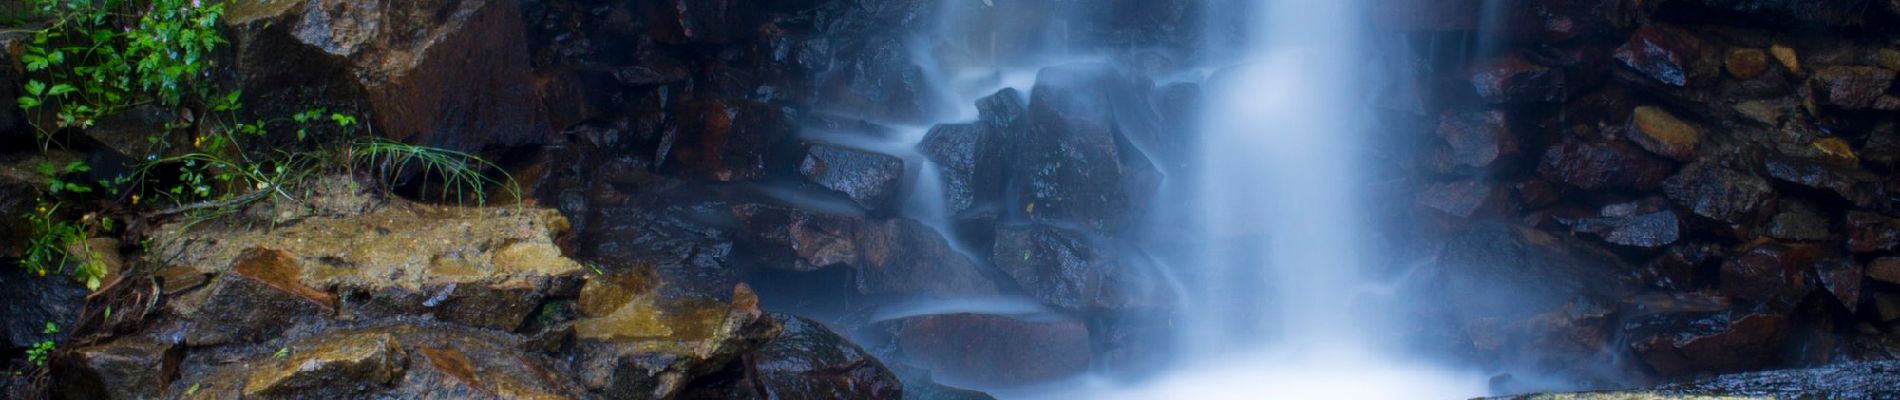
[730,202,861,272]
[1615,26,1705,87]
[1628,106,1701,162]
[1814,258,1862,312]
[1719,243,1816,304]
[1470,54,1566,104]
[1538,139,1676,191]
[188,248,337,345]
[882,314,1091,387]
[667,100,793,182]
[1847,211,1900,253]
[1626,311,1791,377]
[1436,110,1519,169]
[1811,66,1898,110]
[1663,163,1775,226]
[855,219,999,298]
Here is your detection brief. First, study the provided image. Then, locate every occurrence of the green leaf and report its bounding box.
[43,322,57,334]
[18,96,42,109]
[24,80,45,97]
[47,84,77,97]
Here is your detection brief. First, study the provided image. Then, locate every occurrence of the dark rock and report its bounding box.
[584,203,743,300]
[1491,361,1900,399]
[1683,0,1879,27]
[1424,223,1634,378]
[1569,204,1682,248]
[0,267,85,350]
[1726,48,1771,80]
[1014,63,1165,232]
[1768,200,1831,241]
[1847,211,1900,253]
[799,142,905,212]
[1625,310,1790,377]
[242,332,405,398]
[1628,106,1700,162]
[1663,162,1775,226]
[854,219,998,298]
[54,337,180,400]
[730,202,862,272]
[895,366,996,400]
[1470,54,1566,104]
[746,315,903,399]
[880,314,1091,387]
[1815,258,1862,312]
[1418,179,1507,219]
[668,100,794,182]
[1614,25,1706,87]
[1718,242,1817,304]
[816,36,939,124]
[0,160,37,258]
[992,223,1167,311]
[397,334,582,399]
[1435,110,1519,169]
[920,123,1006,217]
[186,248,337,345]
[571,279,779,399]
[1537,139,1676,191]
[649,0,756,45]
[1811,66,1898,110]
[1764,157,1884,208]
[225,0,546,152]
[1871,258,1900,285]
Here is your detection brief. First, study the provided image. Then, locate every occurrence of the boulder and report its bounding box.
[1469,54,1566,104]
[1614,25,1707,87]
[184,248,339,345]
[570,278,778,399]
[1663,162,1775,226]
[1810,66,1898,110]
[1537,139,1676,191]
[1624,310,1790,377]
[1423,223,1635,377]
[878,314,1091,387]
[224,0,546,152]
[1718,242,1816,305]
[854,219,999,298]
[992,223,1168,311]
[1628,106,1700,162]
[648,0,758,45]
[815,36,939,124]
[730,202,862,272]
[54,337,180,400]
[920,122,1006,217]
[1764,157,1884,209]
[667,99,794,182]
[1435,110,1519,169]
[1013,63,1165,232]
[798,142,905,212]
[729,315,903,399]
[582,201,744,300]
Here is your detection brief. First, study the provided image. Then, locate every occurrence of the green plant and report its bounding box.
[25,323,58,365]
[350,138,520,206]
[16,0,226,148]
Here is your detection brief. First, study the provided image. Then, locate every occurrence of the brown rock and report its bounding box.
[1436,110,1519,169]
[1726,48,1770,79]
[244,333,405,398]
[1881,48,1900,71]
[798,142,906,212]
[1811,66,1897,110]
[1770,44,1801,75]
[1615,26,1704,86]
[1663,162,1775,226]
[1469,54,1566,104]
[883,314,1091,387]
[1879,293,1900,322]
[1719,243,1816,304]
[1538,139,1676,191]
[1870,258,1900,284]
[187,248,337,345]
[1848,211,1900,253]
[668,99,794,182]
[1815,258,1862,313]
[855,219,998,298]
[56,337,181,400]
[1626,311,1790,377]
[1629,106,1701,161]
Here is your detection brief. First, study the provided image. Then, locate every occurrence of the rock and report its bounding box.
[570,279,778,399]
[1811,66,1897,110]
[649,0,756,45]
[1685,0,1877,27]
[729,202,862,272]
[798,142,905,212]
[896,366,996,400]
[582,201,744,300]
[1663,162,1775,226]
[1871,258,1900,284]
[854,219,999,298]
[1847,211,1900,253]
[1764,157,1883,208]
[1614,25,1705,87]
[1815,258,1862,312]
[1424,223,1634,378]
[1418,179,1507,219]
[1628,106,1700,161]
[1624,310,1790,377]
[398,336,581,399]
[1014,63,1164,232]
[1490,361,1900,400]
[0,161,36,258]
[1435,109,1519,169]
[54,337,180,400]
[1726,48,1771,79]
[992,223,1167,311]
[1770,44,1801,74]
[879,314,1091,387]
[720,315,904,399]
[1537,139,1676,191]
[1881,293,1900,322]
[225,0,546,152]
[1767,200,1831,241]
[668,99,794,182]
[920,122,1006,217]
[1470,54,1566,104]
[185,248,338,345]
[1569,204,1681,248]
[816,36,939,124]
[0,267,85,350]
[243,333,405,398]
[1718,242,1816,304]
[1881,49,1900,71]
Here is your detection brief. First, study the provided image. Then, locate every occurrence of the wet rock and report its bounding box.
[1426,223,1634,376]
[243,333,405,398]
[992,223,1166,311]
[895,366,996,400]
[1015,63,1164,232]
[1614,25,1706,87]
[0,267,85,350]
[583,201,743,299]
[1418,179,1507,219]
[1726,48,1771,79]
[1491,361,1900,399]
[1847,211,1900,253]
[668,100,794,182]
[570,279,778,399]
[799,142,905,212]
[816,36,938,124]
[738,315,903,399]
[1628,106,1700,161]
[1881,293,1900,323]
[1569,203,1681,248]
[1470,54,1566,104]
[879,314,1091,387]
[0,160,37,258]
[854,219,999,298]
[1811,66,1897,110]
[1719,242,1816,304]
[398,338,580,399]
[1771,44,1802,74]
[1764,157,1883,208]
[1537,139,1676,191]
[1683,0,1878,27]
[920,123,1006,217]
[649,0,756,45]
[1436,110,1520,169]
[1871,258,1900,284]
[1663,162,1774,226]
[185,248,338,345]
[54,337,180,400]
[1625,310,1790,377]
[225,0,545,152]
[1768,200,1831,241]
[730,202,861,272]
[1815,258,1862,312]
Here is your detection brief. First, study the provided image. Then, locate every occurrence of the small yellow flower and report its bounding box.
[193,135,205,148]
[37,269,45,277]
[131,194,141,206]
